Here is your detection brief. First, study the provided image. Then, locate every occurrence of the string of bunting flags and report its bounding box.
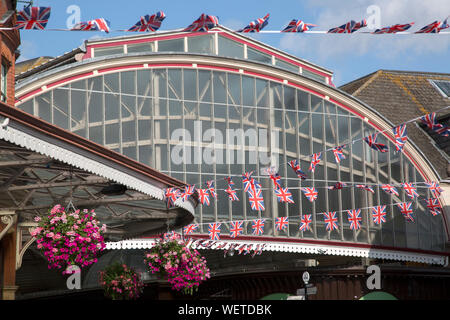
[6,7,450,34]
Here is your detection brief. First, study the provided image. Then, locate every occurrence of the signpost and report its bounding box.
[302,271,310,300]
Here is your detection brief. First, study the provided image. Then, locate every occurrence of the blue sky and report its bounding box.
[18,0,450,86]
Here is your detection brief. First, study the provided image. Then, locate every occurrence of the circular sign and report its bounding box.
[302,271,310,284]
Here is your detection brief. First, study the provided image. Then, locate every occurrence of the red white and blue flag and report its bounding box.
[301,187,318,202]
[328,19,367,33]
[288,160,308,180]
[181,185,195,202]
[164,187,180,207]
[128,11,165,32]
[72,18,111,33]
[309,152,322,173]
[248,188,265,211]
[206,180,217,199]
[347,209,362,230]
[333,145,346,163]
[242,171,261,194]
[402,183,419,199]
[324,212,339,231]
[282,19,317,32]
[225,185,239,201]
[396,202,414,222]
[197,188,210,206]
[364,133,389,152]
[381,184,399,197]
[393,124,408,152]
[356,184,375,194]
[420,112,449,136]
[184,14,219,32]
[238,13,269,33]
[416,17,449,33]
[425,182,444,198]
[275,186,294,203]
[252,219,265,235]
[269,171,282,189]
[371,205,387,225]
[373,22,414,34]
[183,224,198,235]
[425,198,442,216]
[328,182,347,190]
[299,214,312,232]
[229,221,244,238]
[16,6,51,30]
[208,222,221,240]
[275,217,289,231]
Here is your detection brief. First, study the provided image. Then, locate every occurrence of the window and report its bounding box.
[94,46,124,57]
[1,61,8,102]
[429,79,450,98]
[127,42,155,54]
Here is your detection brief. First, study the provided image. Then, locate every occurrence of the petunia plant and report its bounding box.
[99,262,144,300]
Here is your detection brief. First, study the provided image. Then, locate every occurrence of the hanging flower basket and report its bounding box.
[30,204,106,273]
[99,262,144,300]
[144,236,210,295]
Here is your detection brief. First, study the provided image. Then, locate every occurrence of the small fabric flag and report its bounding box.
[206,180,217,198]
[299,214,312,232]
[373,22,414,34]
[248,188,265,211]
[229,221,244,238]
[208,222,221,240]
[183,224,198,235]
[275,217,289,231]
[251,219,265,235]
[288,159,308,180]
[347,209,362,230]
[242,171,261,194]
[402,183,419,199]
[309,152,322,173]
[184,13,219,32]
[396,202,414,222]
[15,6,51,30]
[425,198,442,216]
[282,19,317,32]
[425,182,444,198]
[371,205,387,225]
[197,188,210,206]
[128,11,166,32]
[393,124,408,152]
[416,17,449,33]
[420,112,449,136]
[381,184,399,197]
[225,185,239,201]
[356,184,375,194]
[225,176,235,186]
[71,18,111,33]
[323,212,339,231]
[269,172,282,189]
[238,13,269,33]
[364,133,389,152]
[328,182,347,190]
[328,19,367,33]
[333,145,346,163]
[274,187,294,203]
[181,185,195,201]
[301,187,318,202]
[164,187,180,207]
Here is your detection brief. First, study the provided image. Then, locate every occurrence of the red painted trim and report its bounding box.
[97,64,145,74]
[197,64,239,73]
[47,72,94,89]
[15,88,42,103]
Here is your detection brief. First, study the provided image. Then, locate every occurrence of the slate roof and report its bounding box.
[340,70,450,179]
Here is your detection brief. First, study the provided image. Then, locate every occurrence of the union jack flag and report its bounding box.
[197,188,210,206]
[274,187,294,203]
[332,145,346,163]
[396,202,414,222]
[402,183,419,199]
[128,11,166,32]
[420,112,449,136]
[248,188,265,211]
[252,219,265,235]
[71,18,111,33]
[183,224,198,235]
[206,180,217,198]
[393,124,408,152]
[208,222,221,240]
[238,13,269,33]
[347,209,362,230]
[371,205,387,225]
[181,185,195,201]
[301,187,318,202]
[229,221,244,238]
[164,187,180,207]
[381,184,399,197]
[373,22,414,34]
[184,13,219,32]
[242,171,261,194]
[323,212,339,231]
[364,133,389,152]
[328,19,367,33]
[299,214,312,232]
[328,182,347,190]
[225,176,235,186]
[416,17,449,33]
[225,185,239,201]
[269,172,282,189]
[275,217,289,231]
[15,6,51,30]
[288,160,307,180]
[282,19,317,32]
[425,198,442,216]
[425,182,444,198]
[309,152,322,173]
[356,184,375,194]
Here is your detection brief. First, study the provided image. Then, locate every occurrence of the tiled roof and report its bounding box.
[340,70,450,179]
